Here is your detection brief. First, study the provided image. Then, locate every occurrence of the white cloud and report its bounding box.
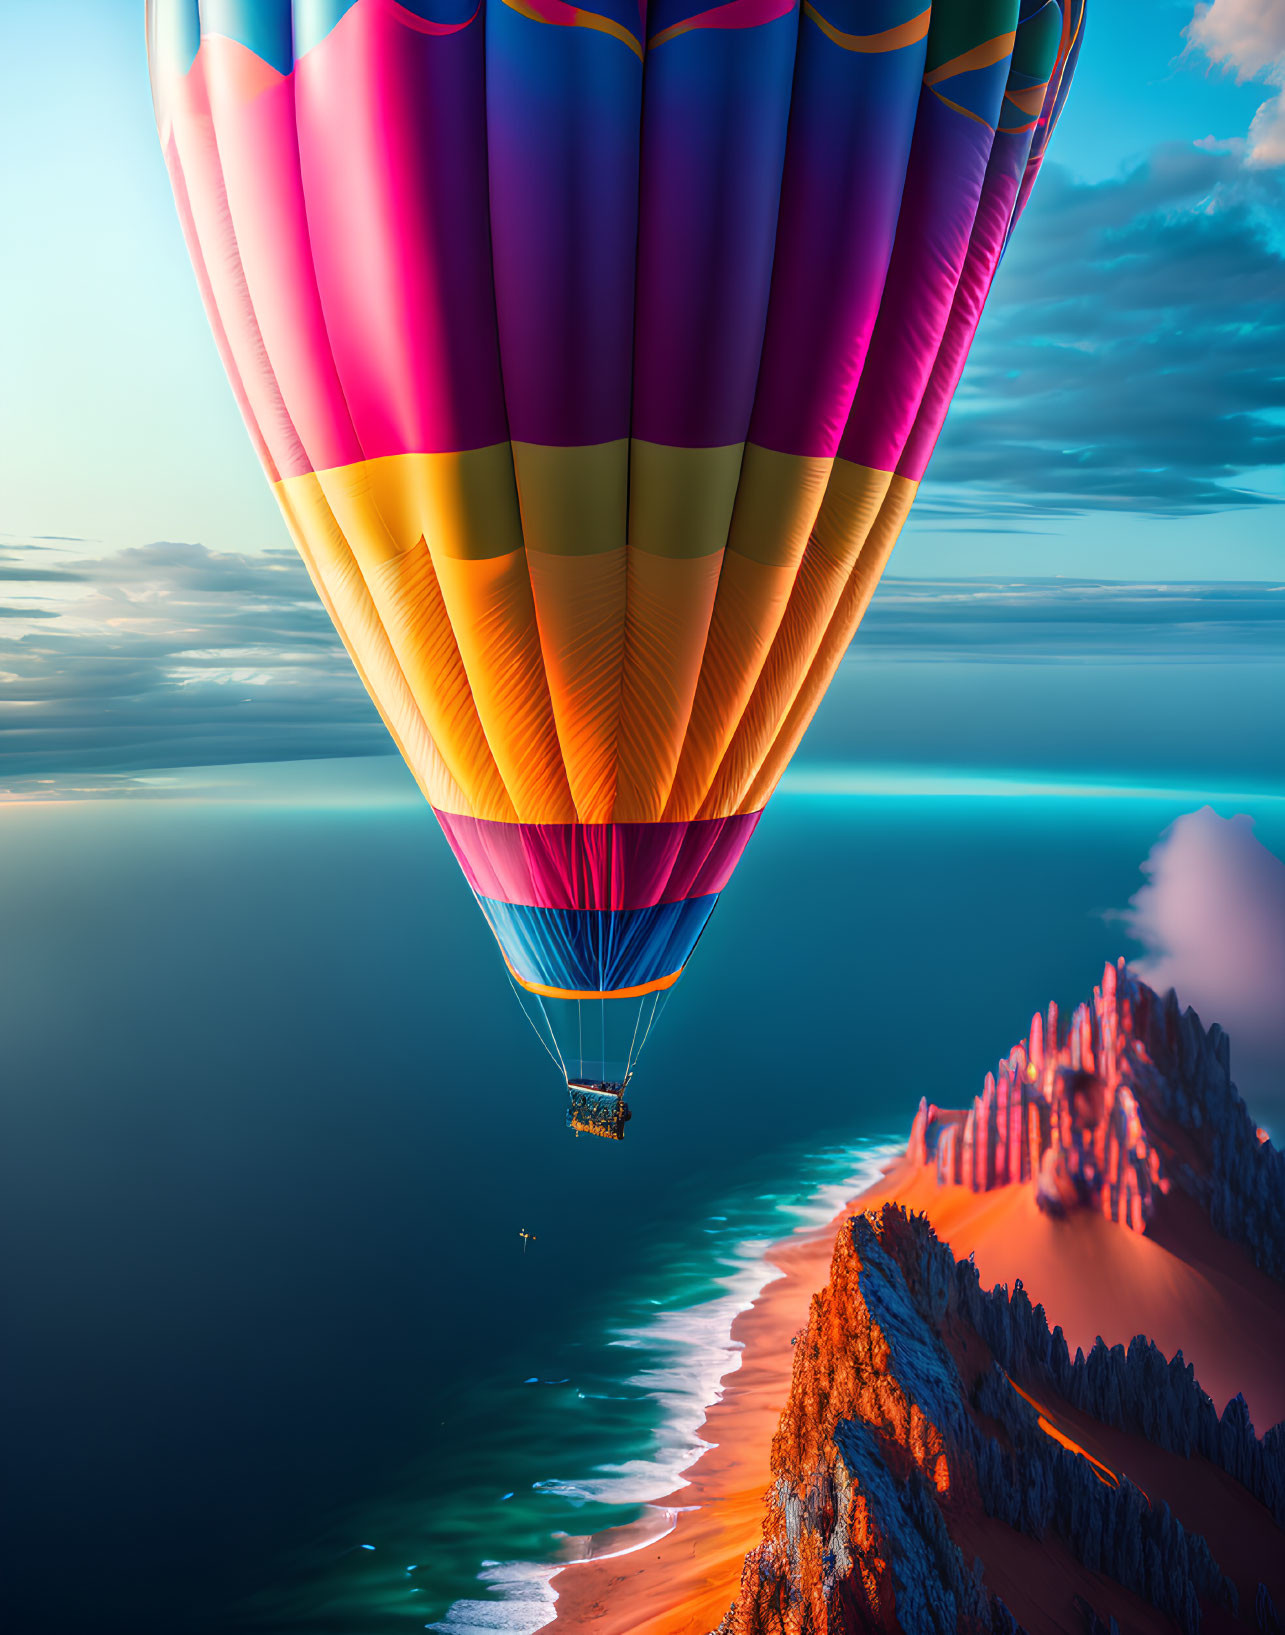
[1124,807,1285,1115]
[1187,0,1285,167]
[1245,85,1285,165]
[1188,0,1285,76]
[0,540,386,782]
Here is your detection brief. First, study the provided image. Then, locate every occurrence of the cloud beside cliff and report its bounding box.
[1125,808,1285,1114]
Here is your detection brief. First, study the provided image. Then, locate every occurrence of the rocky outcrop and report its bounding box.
[1128,976,1285,1280]
[906,961,1161,1230]
[905,961,1285,1271]
[717,1206,1279,1635]
[716,967,1285,1635]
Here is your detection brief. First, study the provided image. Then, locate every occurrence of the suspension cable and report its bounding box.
[637,988,668,1058]
[623,992,646,1084]
[472,878,569,1081]
[534,991,571,1081]
[505,972,568,1081]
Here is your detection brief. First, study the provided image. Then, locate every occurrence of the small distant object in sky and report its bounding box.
[519,1228,537,1253]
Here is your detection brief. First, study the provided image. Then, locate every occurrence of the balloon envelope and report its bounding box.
[147,0,1083,1066]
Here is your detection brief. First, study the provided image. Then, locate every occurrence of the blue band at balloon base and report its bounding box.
[477,894,719,997]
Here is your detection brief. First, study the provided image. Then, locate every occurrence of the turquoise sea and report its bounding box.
[2,633,1283,1634]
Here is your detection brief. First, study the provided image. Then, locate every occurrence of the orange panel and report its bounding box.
[722,443,835,568]
[286,449,575,822]
[526,547,627,823]
[307,446,525,563]
[511,442,629,823]
[740,476,918,812]
[663,444,832,821]
[274,489,473,813]
[368,543,517,820]
[432,550,576,824]
[612,442,744,823]
[697,461,895,819]
[613,549,725,822]
[662,551,800,823]
[278,468,514,820]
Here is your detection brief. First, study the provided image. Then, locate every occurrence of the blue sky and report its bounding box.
[0,0,1282,784]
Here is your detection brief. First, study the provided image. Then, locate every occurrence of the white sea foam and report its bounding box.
[430,1139,900,1634]
[428,1561,559,1633]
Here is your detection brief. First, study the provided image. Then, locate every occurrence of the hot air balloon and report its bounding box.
[146,0,1083,1131]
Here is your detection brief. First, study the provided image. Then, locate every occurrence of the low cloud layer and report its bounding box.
[0,540,386,782]
[860,578,1285,658]
[2,545,1281,786]
[930,144,1285,519]
[1125,807,1285,1115]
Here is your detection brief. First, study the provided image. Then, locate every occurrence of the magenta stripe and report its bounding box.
[838,90,999,472]
[896,130,1028,481]
[198,39,365,476]
[435,811,763,911]
[295,3,510,459]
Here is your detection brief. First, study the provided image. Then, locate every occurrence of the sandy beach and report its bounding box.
[548,1152,1285,1633]
[547,1170,886,1634]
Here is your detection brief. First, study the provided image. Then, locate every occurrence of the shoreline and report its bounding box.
[543,1152,907,1634]
[427,1140,902,1635]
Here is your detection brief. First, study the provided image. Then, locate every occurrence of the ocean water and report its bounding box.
[2,745,1282,1634]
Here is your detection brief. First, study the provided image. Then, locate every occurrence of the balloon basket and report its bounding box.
[565,1080,632,1141]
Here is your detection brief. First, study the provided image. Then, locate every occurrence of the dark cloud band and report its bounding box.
[926,144,1285,517]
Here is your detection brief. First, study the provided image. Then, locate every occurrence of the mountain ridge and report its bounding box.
[714,965,1285,1635]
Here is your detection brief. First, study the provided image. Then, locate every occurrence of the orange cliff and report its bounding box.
[548,963,1285,1635]
[719,1204,1285,1635]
